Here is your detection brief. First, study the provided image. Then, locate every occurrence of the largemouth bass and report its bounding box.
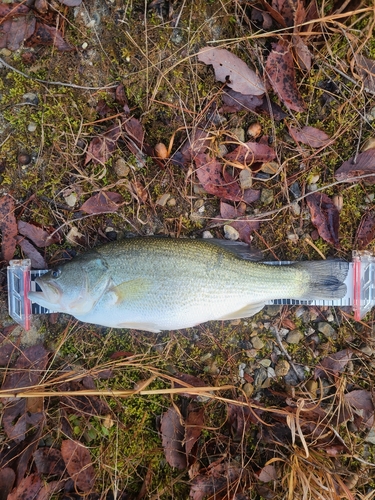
[28,237,348,332]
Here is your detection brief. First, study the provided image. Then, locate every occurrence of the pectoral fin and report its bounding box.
[110,278,151,304]
[217,302,265,321]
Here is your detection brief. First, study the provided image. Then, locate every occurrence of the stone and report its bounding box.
[259,358,271,367]
[156,193,170,206]
[224,225,239,241]
[239,169,252,189]
[286,329,303,344]
[243,382,254,397]
[251,336,264,350]
[27,122,37,132]
[275,359,290,377]
[260,188,273,205]
[114,158,130,178]
[228,127,245,143]
[317,322,336,338]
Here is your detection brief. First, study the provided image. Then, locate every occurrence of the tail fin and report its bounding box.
[293,260,349,300]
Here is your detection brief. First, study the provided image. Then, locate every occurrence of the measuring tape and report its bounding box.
[7,251,375,330]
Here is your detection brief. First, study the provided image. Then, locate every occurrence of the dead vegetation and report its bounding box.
[1,0,375,498]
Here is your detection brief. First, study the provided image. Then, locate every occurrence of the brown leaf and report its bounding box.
[198,47,265,96]
[26,22,74,51]
[80,191,124,215]
[220,201,260,244]
[18,220,60,247]
[221,88,263,113]
[0,15,36,51]
[224,141,276,166]
[289,125,330,148]
[131,181,148,203]
[16,236,47,269]
[335,149,375,185]
[8,473,42,500]
[227,402,258,440]
[265,43,306,112]
[173,372,208,399]
[0,4,30,17]
[189,464,242,500]
[306,192,340,248]
[85,123,122,165]
[160,407,187,470]
[314,349,353,379]
[61,440,95,492]
[344,390,374,429]
[171,128,212,167]
[58,0,82,6]
[354,54,375,94]
[293,35,312,71]
[0,467,15,500]
[33,447,65,475]
[0,194,18,262]
[122,117,153,157]
[195,154,244,202]
[257,464,278,482]
[185,404,204,457]
[355,211,375,249]
[272,0,294,26]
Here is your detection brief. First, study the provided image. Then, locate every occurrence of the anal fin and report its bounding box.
[217,302,266,321]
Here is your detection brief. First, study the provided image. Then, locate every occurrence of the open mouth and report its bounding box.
[28,278,61,311]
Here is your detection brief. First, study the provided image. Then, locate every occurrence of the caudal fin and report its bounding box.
[293,260,349,300]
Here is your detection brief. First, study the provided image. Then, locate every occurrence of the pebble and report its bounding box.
[66,227,83,246]
[286,329,303,344]
[218,144,228,156]
[253,366,268,389]
[259,358,271,367]
[317,322,336,338]
[238,362,246,378]
[289,182,301,199]
[167,198,176,207]
[267,367,276,378]
[82,42,88,50]
[309,174,320,184]
[261,161,278,174]
[202,231,213,239]
[360,345,373,356]
[0,48,12,57]
[287,233,299,242]
[64,192,77,207]
[228,127,245,143]
[251,336,264,350]
[114,158,130,178]
[307,183,318,192]
[306,379,318,398]
[260,188,273,205]
[291,201,301,216]
[156,193,170,206]
[23,92,39,105]
[284,364,305,385]
[239,169,252,189]
[243,382,254,397]
[224,225,239,241]
[27,122,37,132]
[275,359,290,377]
[364,429,375,444]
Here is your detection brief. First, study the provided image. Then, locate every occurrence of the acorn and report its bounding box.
[154,142,168,159]
[18,153,31,166]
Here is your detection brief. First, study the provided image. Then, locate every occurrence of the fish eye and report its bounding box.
[51,268,61,279]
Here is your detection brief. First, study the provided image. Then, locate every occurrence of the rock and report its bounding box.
[228,127,245,143]
[267,367,276,378]
[202,231,213,239]
[259,358,271,367]
[291,201,301,215]
[307,183,318,192]
[260,188,273,205]
[239,169,252,189]
[261,161,278,174]
[317,322,336,338]
[64,192,77,207]
[27,122,37,132]
[286,329,303,344]
[0,48,12,57]
[23,92,39,105]
[289,182,301,199]
[287,233,299,242]
[251,336,264,350]
[238,362,246,378]
[114,158,130,178]
[243,382,254,397]
[275,359,290,377]
[156,193,171,206]
[284,364,305,385]
[167,198,176,207]
[66,226,83,246]
[224,225,239,241]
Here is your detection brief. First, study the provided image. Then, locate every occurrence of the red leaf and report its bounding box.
[314,349,353,379]
[344,390,374,429]
[0,15,36,51]
[293,35,312,71]
[80,191,124,215]
[0,194,17,261]
[160,407,187,470]
[17,236,47,269]
[8,474,42,500]
[265,43,306,112]
[171,128,211,167]
[306,192,340,248]
[288,125,330,148]
[185,404,204,457]
[26,22,74,51]
[354,54,375,94]
[33,447,65,475]
[224,141,276,166]
[61,440,95,492]
[335,149,375,185]
[0,467,15,499]
[198,47,265,96]
[257,464,278,482]
[220,201,260,244]
[221,88,263,113]
[0,4,30,17]
[85,123,122,165]
[355,211,375,249]
[18,220,60,247]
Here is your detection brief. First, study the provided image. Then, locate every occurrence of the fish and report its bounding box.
[28,237,349,332]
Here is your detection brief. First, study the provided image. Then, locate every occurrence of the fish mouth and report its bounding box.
[28,278,62,310]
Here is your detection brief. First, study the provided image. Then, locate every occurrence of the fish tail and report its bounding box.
[293,260,349,300]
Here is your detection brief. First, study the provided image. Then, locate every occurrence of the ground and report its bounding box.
[1,0,375,499]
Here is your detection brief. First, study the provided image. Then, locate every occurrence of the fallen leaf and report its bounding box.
[26,22,74,51]
[224,141,276,166]
[33,447,65,475]
[170,128,212,167]
[257,464,278,482]
[0,467,15,500]
[80,191,124,215]
[0,15,36,51]
[16,236,47,269]
[185,404,204,457]
[355,211,375,249]
[354,54,375,94]
[265,43,306,112]
[7,473,42,500]
[18,221,60,247]
[58,0,82,5]
[160,407,187,469]
[314,349,353,379]
[122,117,153,157]
[0,194,17,261]
[61,440,95,492]
[198,47,265,96]
[0,342,16,367]
[85,123,122,165]
[272,0,294,26]
[335,149,375,185]
[293,35,312,71]
[288,125,330,148]
[189,464,242,500]
[0,3,30,17]
[306,192,340,248]
[220,201,260,244]
[131,181,148,203]
[173,372,208,399]
[221,88,263,113]
[227,402,257,440]
[195,154,242,201]
[344,389,374,429]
